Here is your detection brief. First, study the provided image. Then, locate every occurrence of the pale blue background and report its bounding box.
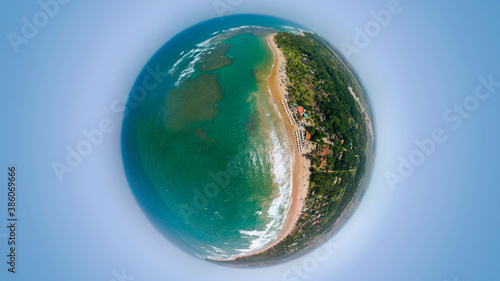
[1,0,499,280]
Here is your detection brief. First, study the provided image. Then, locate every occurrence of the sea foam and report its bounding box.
[233,111,293,257]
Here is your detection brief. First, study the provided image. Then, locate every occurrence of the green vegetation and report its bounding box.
[275,31,367,171]
[218,32,372,266]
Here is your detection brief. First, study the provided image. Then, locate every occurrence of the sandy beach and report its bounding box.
[225,34,311,260]
[263,33,311,253]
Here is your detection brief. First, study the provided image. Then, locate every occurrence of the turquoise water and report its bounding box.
[121,15,308,259]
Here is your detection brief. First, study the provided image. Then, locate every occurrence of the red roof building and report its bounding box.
[318,145,329,157]
[305,131,311,140]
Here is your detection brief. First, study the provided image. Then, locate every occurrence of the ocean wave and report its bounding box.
[167,38,218,87]
[168,25,279,87]
[281,25,307,35]
[202,74,293,261]
[200,245,232,260]
[233,121,293,257]
[221,25,271,34]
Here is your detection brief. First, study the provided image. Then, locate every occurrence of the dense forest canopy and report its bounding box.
[275,32,367,171]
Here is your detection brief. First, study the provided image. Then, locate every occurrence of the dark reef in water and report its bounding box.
[197,44,234,72]
[163,73,222,131]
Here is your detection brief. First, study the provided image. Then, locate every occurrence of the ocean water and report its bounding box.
[121,15,308,259]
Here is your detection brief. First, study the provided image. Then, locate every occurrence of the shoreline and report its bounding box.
[214,33,311,261]
[208,31,375,267]
[238,33,311,258]
[263,34,311,258]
